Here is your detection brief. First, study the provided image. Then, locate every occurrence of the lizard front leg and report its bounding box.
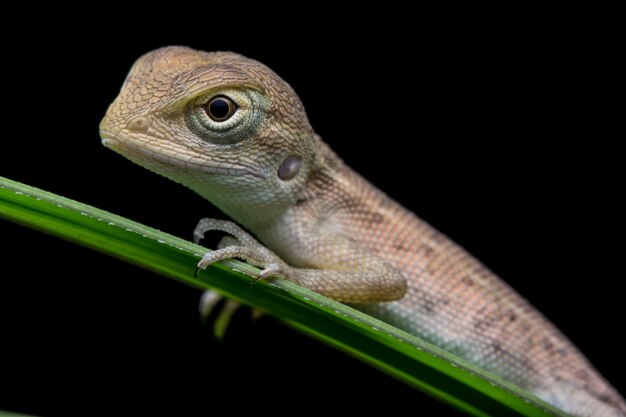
[194,218,407,303]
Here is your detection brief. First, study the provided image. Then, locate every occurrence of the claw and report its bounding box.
[195,256,212,277]
[255,263,282,284]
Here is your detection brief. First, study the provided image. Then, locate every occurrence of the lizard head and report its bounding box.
[100,46,317,227]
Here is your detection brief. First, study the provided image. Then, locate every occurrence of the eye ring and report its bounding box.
[184,89,265,145]
[204,96,238,122]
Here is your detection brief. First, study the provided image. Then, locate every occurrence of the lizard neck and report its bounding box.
[193,135,350,237]
[203,135,347,237]
[197,190,292,233]
[304,135,373,206]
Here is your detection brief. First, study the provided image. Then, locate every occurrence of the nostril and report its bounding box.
[128,116,150,132]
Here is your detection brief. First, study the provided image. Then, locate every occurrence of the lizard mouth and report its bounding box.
[100,131,265,179]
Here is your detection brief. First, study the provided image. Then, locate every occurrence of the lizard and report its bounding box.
[98,46,625,417]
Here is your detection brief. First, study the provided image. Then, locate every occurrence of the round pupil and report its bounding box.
[208,98,232,121]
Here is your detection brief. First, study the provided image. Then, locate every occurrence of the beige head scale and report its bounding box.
[100,46,318,215]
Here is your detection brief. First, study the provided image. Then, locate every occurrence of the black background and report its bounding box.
[0,14,622,417]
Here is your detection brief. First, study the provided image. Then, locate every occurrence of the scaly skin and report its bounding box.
[99,46,624,417]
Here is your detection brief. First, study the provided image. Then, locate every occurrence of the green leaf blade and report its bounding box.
[0,176,568,417]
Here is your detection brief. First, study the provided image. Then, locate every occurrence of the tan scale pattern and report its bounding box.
[100,47,625,417]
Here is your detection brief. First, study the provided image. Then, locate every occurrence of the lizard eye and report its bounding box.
[185,88,265,144]
[204,96,238,122]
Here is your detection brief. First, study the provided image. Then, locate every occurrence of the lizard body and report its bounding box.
[99,46,625,417]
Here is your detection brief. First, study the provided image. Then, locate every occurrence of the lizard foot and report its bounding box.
[199,290,240,340]
[194,218,294,282]
[198,290,264,339]
[194,219,275,337]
